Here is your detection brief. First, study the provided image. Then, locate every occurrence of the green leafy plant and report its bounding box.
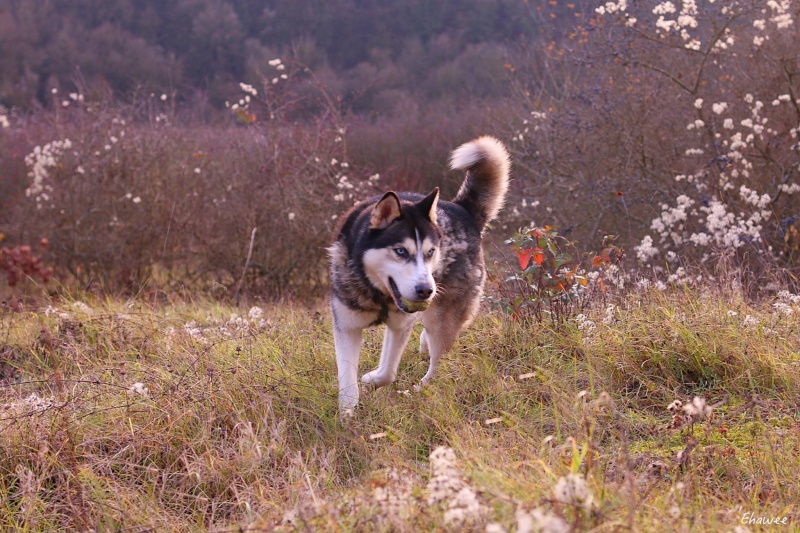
[488,226,624,324]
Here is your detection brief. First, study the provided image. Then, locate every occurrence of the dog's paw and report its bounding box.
[361,370,392,388]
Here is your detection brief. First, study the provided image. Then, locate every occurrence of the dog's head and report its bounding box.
[362,188,442,313]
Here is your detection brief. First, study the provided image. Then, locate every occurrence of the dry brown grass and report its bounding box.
[0,286,798,531]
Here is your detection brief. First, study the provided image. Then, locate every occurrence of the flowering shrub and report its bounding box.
[0,53,496,297]
[506,0,800,285]
[1,76,386,295]
[24,138,72,210]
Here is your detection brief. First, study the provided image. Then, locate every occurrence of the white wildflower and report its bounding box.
[742,314,759,328]
[516,507,569,533]
[653,2,676,15]
[635,235,659,263]
[183,321,205,339]
[2,393,54,416]
[372,467,413,522]
[427,446,485,525]
[128,382,149,398]
[575,314,596,335]
[689,232,711,246]
[44,305,70,319]
[552,473,593,511]
[777,290,800,304]
[773,302,793,316]
[603,304,616,324]
[72,301,93,314]
[239,83,258,96]
[682,396,712,422]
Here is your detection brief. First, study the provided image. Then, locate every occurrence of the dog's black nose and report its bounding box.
[415,284,433,300]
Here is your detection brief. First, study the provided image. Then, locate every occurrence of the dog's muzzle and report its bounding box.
[389,277,431,313]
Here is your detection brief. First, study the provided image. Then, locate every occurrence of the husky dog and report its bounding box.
[329,136,510,414]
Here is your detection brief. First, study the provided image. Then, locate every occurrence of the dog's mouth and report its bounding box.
[388,277,411,313]
[388,277,431,314]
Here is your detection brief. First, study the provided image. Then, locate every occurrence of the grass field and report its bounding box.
[1,287,799,531]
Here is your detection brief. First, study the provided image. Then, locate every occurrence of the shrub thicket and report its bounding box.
[0,66,498,297]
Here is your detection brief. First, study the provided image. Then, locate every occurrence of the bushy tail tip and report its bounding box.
[450,136,510,229]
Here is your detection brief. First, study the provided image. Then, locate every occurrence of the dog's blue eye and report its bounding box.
[395,247,408,258]
[426,248,435,258]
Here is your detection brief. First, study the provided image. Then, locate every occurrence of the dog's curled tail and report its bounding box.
[450,135,510,230]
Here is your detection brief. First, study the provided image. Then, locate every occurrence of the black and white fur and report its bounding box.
[329,136,510,414]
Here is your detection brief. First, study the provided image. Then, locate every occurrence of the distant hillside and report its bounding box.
[0,0,585,111]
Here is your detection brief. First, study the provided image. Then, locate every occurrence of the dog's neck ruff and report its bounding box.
[370,301,390,327]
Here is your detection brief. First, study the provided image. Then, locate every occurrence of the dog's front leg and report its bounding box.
[334,324,363,414]
[332,298,368,414]
[362,316,415,388]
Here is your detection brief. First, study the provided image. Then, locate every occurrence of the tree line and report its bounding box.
[0,0,581,113]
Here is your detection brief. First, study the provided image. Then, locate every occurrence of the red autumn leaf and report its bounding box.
[533,250,545,265]
[592,254,610,268]
[517,248,533,270]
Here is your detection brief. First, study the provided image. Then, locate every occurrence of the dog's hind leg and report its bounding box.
[362,316,415,388]
[418,297,480,388]
[419,329,429,355]
[417,325,458,388]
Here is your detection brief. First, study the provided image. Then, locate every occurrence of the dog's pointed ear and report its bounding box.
[417,187,439,225]
[370,191,402,229]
